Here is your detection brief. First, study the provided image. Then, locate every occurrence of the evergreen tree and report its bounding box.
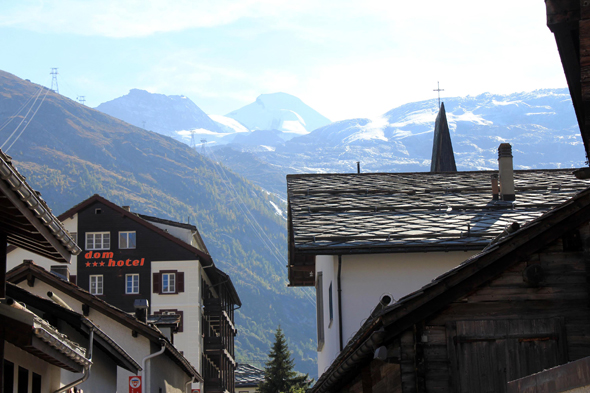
[258,326,311,393]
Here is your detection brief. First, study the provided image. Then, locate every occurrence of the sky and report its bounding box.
[0,0,569,122]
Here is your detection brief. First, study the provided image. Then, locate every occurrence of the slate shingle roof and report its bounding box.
[287,169,590,285]
[235,363,265,387]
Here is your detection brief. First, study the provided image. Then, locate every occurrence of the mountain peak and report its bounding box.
[96,90,222,135]
[226,92,330,134]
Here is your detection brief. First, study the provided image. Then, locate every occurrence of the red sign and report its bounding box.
[84,251,146,268]
[191,390,200,393]
[129,376,141,393]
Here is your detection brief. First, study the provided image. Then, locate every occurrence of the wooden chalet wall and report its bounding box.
[337,223,590,393]
[77,200,197,312]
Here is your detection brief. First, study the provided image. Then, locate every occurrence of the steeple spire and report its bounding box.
[430,102,457,172]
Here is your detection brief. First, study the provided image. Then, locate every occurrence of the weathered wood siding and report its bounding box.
[344,223,590,393]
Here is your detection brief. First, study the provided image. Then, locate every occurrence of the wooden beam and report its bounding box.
[546,0,580,27]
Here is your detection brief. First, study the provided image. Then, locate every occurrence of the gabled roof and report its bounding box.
[56,194,241,306]
[6,261,203,381]
[5,283,140,374]
[287,169,590,285]
[0,149,80,264]
[137,212,210,255]
[0,300,90,373]
[235,363,265,387]
[430,102,457,173]
[310,185,590,393]
[58,194,213,265]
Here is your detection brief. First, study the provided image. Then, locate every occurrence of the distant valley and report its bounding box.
[0,70,317,377]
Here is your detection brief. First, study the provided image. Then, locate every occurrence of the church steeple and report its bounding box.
[430,102,457,172]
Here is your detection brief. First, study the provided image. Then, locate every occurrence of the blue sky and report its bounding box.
[0,0,568,121]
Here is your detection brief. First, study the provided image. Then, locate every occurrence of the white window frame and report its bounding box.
[90,275,103,295]
[119,231,136,249]
[86,232,110,250]
[126,274,139,294]
[162,273,176,294]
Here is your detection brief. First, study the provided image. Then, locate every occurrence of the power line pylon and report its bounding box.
[200,139,207,155]
[50,68,59,94]
[77,96,86,105]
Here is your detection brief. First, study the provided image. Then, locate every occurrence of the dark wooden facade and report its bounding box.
[55,195,241,393]
[312,186,590,393]
[75,199,198,312]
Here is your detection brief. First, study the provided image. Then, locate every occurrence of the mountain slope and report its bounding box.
[95,89,223,137]
[226,93,331,134]
[0,70,317,377]
[211,89,584,200]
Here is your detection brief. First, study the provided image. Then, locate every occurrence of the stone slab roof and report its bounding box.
[235,363,265,387]
[288,169,589,254]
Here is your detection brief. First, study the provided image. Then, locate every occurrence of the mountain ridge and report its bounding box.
[0,70,317,377]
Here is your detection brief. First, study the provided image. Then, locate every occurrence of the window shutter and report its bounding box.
[153,272,161,294]
[177,272,185,293]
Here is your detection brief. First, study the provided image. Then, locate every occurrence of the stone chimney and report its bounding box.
[498,143,515,201]
[491,174,499,200]
[134,299,149,323]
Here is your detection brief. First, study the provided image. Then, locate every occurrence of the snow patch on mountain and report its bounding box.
[342,116,389,143]
[210,115,250,133]
[447,111,493,126]
[226,92,331,133]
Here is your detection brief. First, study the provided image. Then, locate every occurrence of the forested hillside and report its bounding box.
[0,70,317,376]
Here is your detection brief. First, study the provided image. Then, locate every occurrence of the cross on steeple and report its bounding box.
[433,81,444,108]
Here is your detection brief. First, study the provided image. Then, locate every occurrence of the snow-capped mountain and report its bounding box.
[212,88,585,196]
[95,89,223,137]
[225,92,331,134]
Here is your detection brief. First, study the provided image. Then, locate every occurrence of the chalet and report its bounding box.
[7,194,241,393]
[3,281,140,393]
[0,148,81,391]
[287,111,590,374]
[309,183,590,393]
[7,261,201,393]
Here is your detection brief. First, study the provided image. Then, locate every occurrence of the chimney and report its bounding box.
[491,174,499,200]
[122,206,131,212]
[134,299,149,323]
[50,265,70,281]
[498,143,515,201]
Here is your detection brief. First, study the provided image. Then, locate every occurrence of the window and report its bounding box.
[153,271,184,294]
[329,281,334,326]
[32,373,41,393]
[18,367,28,393]
[86,232,110,250]
[4,360,14,393]
[119,231,136,249]
[126,274,139,294]
[90,275,103,295]
[162,272,176,293]
[316,272,324,351]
